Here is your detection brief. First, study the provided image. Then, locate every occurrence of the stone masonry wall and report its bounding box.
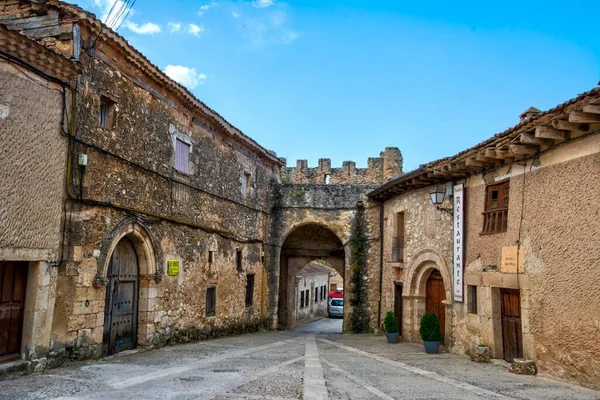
[281,147,403,185]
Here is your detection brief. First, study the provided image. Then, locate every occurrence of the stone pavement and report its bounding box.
[0,319,598,400]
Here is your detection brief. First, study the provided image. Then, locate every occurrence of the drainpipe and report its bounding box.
[371,198,385,330]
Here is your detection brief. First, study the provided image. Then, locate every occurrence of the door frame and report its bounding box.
[393,282,403,337]
[500,288,523,362]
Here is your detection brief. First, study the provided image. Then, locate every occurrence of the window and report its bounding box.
[392,212,405,262]
[99,96,115,129]
[242,172,251,197]
[467,285,478,314]
[236,250,243,272]
[245,274,255,307]
[300,290,305,308]
[174,139,190,174]
[305,289,309,307]
[206,287,216,316]
[208,250,213,264]
[315,288,318,303]
[482,180,509,234]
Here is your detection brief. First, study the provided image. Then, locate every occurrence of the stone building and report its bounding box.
[294,262,331,321]
[0,0,398,369]
[369,87,600,387]
[0,24,79,366]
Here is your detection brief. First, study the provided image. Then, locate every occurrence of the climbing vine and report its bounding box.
[348,200,371,333]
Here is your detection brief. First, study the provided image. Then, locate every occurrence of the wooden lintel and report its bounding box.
[582,104,600,115]
[509,144,538,155]
[568,111,600,124]
[535,125,567,140]
[520,132,552,146]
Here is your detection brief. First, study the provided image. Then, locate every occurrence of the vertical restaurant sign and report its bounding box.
[453,183,464,302]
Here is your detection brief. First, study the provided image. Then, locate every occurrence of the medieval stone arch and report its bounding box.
[403,248,452,344]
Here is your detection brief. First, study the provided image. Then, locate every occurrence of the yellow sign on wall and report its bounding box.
[500,246,524,274]
[167,260,180,276]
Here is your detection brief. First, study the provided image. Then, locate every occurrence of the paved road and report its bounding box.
[294,317,343,334]
[0,320,598,400]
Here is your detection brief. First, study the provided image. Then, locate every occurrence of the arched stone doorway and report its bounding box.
[404,249,452,344]
[277,223,345,330]
[102,237,139,356]
[97,219,158,354]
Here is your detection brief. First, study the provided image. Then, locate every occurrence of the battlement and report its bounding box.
[280,147,403,185]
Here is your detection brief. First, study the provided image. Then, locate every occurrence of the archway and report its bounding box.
[404,249,452,343]
[277,223,345,330]
[98,219,158,353]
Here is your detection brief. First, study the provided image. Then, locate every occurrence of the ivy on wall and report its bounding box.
[348,200,371,333]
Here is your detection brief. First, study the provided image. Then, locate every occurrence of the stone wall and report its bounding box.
[0,61,67,262]
[281,147,403,185]
[380,185,453,341]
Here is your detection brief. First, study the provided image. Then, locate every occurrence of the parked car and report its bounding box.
[328,298,344,318]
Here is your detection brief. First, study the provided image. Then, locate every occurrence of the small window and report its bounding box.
[314,288,318,303]
[325,174,331,184]
[242,172,251,197]
[245,274,255,307]
[236,249,242,272]
[467,285,478,314]
[208,250,213,264]
[305,289,309,307]
[393,212,405,262]
[99,96,115,129]
[482,180,510,234]
[174,139,190,174]
[206,287,216,316]
[300,290,305,308]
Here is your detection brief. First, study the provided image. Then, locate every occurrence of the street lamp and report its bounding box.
[430,185,453,216]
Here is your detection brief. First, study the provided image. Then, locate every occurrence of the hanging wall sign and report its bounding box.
[453,183,464,302]
[167,260,180,276]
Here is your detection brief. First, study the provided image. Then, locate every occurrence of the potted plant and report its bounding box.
[383,311,400,343]
[419,312,442,354]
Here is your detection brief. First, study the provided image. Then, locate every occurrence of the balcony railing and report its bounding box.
[482,209,508,234]
[392,236,404,262]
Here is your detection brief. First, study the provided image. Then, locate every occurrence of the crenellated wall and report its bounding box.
[281,147,403,185]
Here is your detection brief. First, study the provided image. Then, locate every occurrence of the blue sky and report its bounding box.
[85,0,599,171]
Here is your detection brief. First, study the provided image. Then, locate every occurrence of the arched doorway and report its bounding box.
[102,237,139,356]
[277,223,345,330]
[425,269,445,340]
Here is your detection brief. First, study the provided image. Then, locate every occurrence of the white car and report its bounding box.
[328,298,344,318]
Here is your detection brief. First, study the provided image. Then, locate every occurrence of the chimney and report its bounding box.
[519,107,541,123]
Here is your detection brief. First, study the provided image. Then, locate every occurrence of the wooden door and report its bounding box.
[425,270,445,341]
[103,238,138,356]
[0,262,28,362]
[394,283,403,336]
[501,289,523,362]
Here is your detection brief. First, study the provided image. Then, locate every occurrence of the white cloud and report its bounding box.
[124,21,161,35]
[168,22,181,33]
[198,2,218,16]
[164,65,207,89]
[232,12,240,19]
[253,0,274,8]
[188,23,205,37]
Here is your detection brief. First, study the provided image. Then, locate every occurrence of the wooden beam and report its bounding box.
[568,111,600,124]
[465,158,489,168]
[552,120,586,132]
[520,132,552,146]
[475,153,500,163]
[582,104,600,115]
[535,125,567,140]
[509,144,538,155]
[487,148,513,160]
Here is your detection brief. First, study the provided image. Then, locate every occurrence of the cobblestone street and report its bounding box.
[0,319,597,400]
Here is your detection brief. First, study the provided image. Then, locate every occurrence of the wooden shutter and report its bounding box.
[175,139,190,174]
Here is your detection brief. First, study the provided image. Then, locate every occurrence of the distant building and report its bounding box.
[295,262,331,321]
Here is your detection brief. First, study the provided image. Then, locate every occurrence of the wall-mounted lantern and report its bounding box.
[430,185,453,216]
